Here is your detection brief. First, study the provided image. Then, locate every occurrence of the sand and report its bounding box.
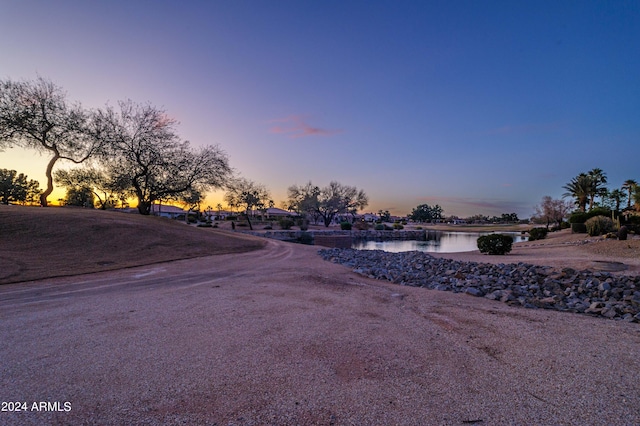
[2,228,640,425]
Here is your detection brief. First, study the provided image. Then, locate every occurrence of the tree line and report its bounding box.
[533,168,638,229]
[0,77,231,214]
[0,77,370,224]
[562,168,637,213]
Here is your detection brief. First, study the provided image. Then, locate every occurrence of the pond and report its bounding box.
[351,231,527,253]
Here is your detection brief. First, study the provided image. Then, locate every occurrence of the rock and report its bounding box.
[317,247,640,321]
[465,287,484,297]
[599,282,611,292]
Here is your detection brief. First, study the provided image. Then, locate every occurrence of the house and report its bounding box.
[245,207,299,218]
[359,212,379,222]
[205,209,234,220]
[265,207,298,218]
[150,204,186,219]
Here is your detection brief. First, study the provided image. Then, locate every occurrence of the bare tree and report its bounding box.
[534,196,573,229]
[286,181,320,222]
[94,100,231,215]
[224,177,271,230]
[287,181,368,227]
[0,77,101,206]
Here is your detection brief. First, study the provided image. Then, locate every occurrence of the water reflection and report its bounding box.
[352,231,526,253]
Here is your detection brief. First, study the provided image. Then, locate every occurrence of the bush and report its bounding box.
[569,208,612,224]
[374,224,385,231]
[279,218,294,230]
[340,221,352,230]
[624,215,640,225]
[585,215,614,236]
[571,223,587,233]
[393,222,404,230]
[297,232,313,245]
[528,227,548,241]
[618,226,628,240]
[353,221,369,230]
[477,234,513,255]
[569,212,589,224]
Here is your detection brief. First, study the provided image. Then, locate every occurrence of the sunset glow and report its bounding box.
[1,1,638,217]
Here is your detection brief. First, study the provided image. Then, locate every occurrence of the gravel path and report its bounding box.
[2,239,640,425]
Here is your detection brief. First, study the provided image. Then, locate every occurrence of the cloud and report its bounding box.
[267,115,343,138]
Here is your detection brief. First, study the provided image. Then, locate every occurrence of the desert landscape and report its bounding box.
[1,206,639,425]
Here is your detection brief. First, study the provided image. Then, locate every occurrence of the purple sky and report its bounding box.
[1,1,639,217]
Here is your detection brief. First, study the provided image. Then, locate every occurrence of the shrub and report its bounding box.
[393,222,404,230]
[340,221,352,230]
[571,223,587,233]
[477,234,513,255]
[353,221,369,230]
[279,218,294,230]
[295,218,309,230]
[225,215,238,221]
[618,226,628,241]
[528,227,548,241]
[625,215,640,225]
[297,232,313,245]
[569,208,612,224]
[585,215,614,236]
[569,212,589,224]
[374,224,385,231]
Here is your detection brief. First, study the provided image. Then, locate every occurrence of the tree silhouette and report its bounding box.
[0,77,101,206]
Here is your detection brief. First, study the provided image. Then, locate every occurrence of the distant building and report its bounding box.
[246,207,299,218]
[150,204,186,219]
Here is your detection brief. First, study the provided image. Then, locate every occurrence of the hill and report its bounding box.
[0,206,265,284]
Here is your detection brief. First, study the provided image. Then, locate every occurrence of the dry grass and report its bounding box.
[0,205,265,284]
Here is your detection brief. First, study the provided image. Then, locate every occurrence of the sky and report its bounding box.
[1,0,639,218]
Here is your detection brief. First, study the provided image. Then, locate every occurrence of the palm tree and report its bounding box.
[587,168,607,209]
[608,189,626,213]
[622,179,638,209]
[563,173,592,212]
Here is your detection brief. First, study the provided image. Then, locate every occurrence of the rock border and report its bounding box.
[318,248,640,322]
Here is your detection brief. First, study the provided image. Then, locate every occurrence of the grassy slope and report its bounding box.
[0,205,266,284]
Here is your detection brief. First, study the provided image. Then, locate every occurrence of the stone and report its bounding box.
[465,287,484,297]
[316,247,639,321]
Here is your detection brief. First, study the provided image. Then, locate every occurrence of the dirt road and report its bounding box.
[2,239,639,425]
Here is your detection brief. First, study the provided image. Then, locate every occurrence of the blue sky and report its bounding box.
[1,1,638,217]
